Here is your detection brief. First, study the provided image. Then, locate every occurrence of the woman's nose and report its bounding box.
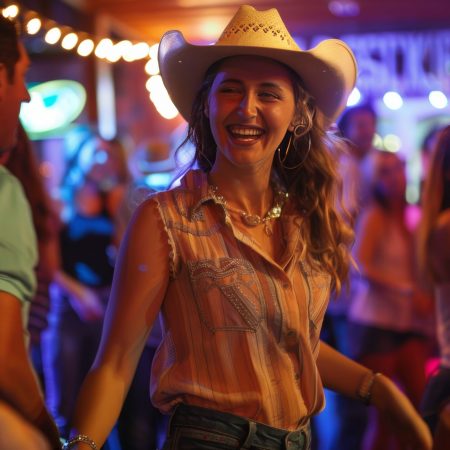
[237,92,257,118]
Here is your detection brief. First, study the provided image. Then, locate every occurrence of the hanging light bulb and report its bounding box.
[77,38,94,57]
[149,43,159,60]
[94,38,113,59]
[45,27,62,45]
[131,42,150,60]
[383,91,403,110]
[429,90,448,109]
[61,32,79,50]
[2,4,19,19]
[26,17,42,35]
[145,58,159,75]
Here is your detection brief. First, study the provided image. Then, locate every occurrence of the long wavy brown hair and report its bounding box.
[179,59,354,294]
[417,125,450,283]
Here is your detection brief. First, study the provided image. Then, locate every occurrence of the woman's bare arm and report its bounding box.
[68,198,170,447]
[318,341,432,450]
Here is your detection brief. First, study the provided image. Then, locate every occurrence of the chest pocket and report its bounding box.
[187,257,264,333]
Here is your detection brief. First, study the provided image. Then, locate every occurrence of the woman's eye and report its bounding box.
[220,86,240,94]
[259,92,279,100]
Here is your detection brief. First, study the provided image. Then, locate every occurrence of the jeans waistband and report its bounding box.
[168,403,310,450]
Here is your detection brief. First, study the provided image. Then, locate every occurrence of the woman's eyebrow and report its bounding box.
[259,82,284,90]
[219,79,284,90]
[219,78,241,85]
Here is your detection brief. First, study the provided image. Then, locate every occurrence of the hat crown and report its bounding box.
[216,5,300,51]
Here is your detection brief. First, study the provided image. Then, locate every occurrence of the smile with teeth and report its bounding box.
[228,126,264,139]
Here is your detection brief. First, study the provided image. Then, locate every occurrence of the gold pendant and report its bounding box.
[241,213,262,227]
[264,221,273,236]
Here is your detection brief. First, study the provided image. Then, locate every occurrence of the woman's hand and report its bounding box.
[371,374,432,450]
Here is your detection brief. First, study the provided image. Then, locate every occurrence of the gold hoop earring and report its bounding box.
[293,122,309,139]
[277,133,293,165]
[277,131,311,170]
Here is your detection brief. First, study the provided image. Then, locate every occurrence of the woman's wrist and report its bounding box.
[367,372,402,412]
[356,371,383,405]
[61,434,98,449]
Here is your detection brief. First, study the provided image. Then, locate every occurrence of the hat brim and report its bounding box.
[158,31,357,124]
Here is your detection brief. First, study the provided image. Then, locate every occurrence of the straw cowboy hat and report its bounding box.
[158,4,357,124]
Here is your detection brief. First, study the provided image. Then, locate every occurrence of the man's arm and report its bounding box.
[0,170,60,448]
[0,291,60,448]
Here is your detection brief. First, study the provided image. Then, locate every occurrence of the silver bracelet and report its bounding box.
[62,434,98,450]
[356,371,382,405]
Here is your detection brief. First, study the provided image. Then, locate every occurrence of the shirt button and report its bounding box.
[295,373,300,380]
[285,329,298,347]
[282,282,290,289]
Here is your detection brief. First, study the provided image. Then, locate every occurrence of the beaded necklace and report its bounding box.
[210,185,288,236]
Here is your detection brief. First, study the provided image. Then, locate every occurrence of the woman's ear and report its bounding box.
[288,116,301,132]
[203,100,209,118]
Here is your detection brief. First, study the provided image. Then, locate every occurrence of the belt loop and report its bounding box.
[240,420,257,449]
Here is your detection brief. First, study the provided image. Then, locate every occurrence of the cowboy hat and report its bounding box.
[158,5,357,124]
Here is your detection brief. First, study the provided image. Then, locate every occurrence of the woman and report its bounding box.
[65,6,431,450]
[418,125,450,450]
[348,151,434,450]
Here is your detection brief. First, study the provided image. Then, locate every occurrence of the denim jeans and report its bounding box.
[162,404,311,450]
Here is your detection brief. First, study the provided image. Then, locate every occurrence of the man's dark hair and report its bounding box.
[0,16,20,82]
[337,103,377,138]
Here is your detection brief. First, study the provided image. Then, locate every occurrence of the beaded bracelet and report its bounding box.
[356,371,382,405]
[61,434,98,450]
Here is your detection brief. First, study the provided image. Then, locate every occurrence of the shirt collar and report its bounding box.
[178,169,218,221]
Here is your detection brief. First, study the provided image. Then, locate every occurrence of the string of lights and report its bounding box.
[1,2,179,119]
[4,2,447,121]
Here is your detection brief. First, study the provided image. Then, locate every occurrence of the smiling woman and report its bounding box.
[64,5,432,450]
[206,56,297,173]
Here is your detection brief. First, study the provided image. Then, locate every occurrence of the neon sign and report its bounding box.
[20,80,87,139]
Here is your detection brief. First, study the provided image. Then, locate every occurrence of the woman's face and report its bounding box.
[75,181,103,216]
[375,153,406,201]
[346,110,376,155]
[87,139,123,189]
[206,55,297,171]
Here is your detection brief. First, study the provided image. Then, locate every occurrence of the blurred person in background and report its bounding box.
[418,125,450,450]
[321,103,378,450]
[349,151,434,450]
[420,126,442,200]
[0,14,60,449]
[42,134,129,440]
[336,103,378,220]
